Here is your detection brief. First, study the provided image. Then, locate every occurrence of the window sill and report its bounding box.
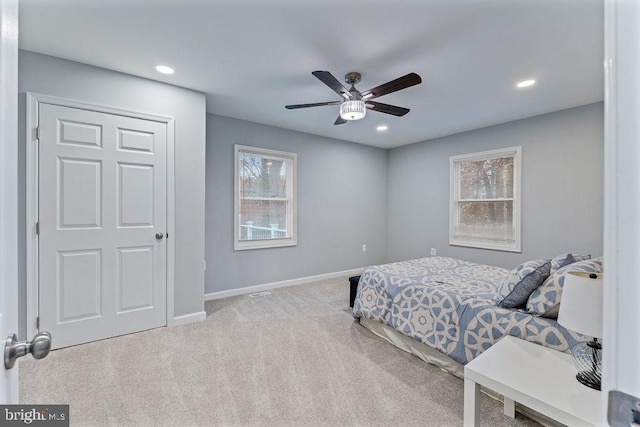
[234,238,297,251]
[450,239,521,253]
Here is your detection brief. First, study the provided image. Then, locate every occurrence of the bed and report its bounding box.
[352,255,603,375]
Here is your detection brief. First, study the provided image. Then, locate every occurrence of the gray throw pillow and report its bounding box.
[495,259,551,309]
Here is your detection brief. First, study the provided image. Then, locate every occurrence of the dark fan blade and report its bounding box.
[312,71,351,99]
[334,115,347,125]
[361,73,422,100]
[366,101,410,117]
[285,101,341,109]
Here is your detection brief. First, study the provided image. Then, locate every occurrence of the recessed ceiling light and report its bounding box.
[516,79,536,88]
[155,65,175,75]
[376,125,388,132]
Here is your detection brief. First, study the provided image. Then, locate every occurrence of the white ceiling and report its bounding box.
[18,0,604,149]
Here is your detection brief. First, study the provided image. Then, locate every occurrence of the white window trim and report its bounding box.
[234,144,297,251]
[449,146,522,252]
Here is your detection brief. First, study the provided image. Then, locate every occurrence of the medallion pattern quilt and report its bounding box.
[353,256,587,364]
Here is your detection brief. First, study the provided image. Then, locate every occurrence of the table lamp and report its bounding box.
[557,271,603,391]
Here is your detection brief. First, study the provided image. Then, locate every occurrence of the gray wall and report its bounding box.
[387,103,604,269]
[18,51,206,334]
[16,50,603,323]
[206,115,387,293]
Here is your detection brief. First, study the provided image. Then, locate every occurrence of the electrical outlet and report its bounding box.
[362,244,367,253]
[430,248,437,256]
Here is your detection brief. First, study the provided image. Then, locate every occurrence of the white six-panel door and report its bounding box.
[38,103,167,349]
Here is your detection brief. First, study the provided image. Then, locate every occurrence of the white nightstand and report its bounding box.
[464,335,603,426]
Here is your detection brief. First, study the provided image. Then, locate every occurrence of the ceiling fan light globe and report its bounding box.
[340,100,366,121]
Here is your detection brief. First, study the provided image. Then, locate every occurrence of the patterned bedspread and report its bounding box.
[353,256,587,364]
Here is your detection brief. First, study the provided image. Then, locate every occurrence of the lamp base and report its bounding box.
[571,339,602,391]
[576,370,601,391]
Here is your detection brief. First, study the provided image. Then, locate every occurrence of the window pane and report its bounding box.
[459,157,514,200]
[239,152,287,198]
[456,201,514,242]
[239,199,290,241]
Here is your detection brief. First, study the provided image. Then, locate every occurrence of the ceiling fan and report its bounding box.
[285,71,422,125]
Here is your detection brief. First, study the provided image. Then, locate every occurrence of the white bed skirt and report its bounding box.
[358,316,465,378]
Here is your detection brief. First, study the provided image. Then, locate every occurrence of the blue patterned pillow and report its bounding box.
[550,253,592,273]
[526,257,603,318]
[495,259,551,308]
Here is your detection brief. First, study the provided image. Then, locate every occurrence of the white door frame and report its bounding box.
[0,0,19,403]
[25,92,177,340]
[602,0,640,420]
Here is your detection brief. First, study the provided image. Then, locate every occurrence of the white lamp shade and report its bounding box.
[340,100,366,120]
[557,271,603,338]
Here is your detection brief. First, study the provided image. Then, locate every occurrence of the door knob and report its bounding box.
[155,232,164,240]
[4,331,52,369]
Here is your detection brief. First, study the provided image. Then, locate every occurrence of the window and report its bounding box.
[234,145,297,250]
[450,146,521,252]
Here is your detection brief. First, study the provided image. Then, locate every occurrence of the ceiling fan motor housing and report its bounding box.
[345,72,363,98]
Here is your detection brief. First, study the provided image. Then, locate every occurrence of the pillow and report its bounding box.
[495,259,551,308]
[526,257,603,318]
[573,254,592,262]
[550,253,591,273]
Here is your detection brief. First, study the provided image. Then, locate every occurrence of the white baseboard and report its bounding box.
[170,310,207,326]
[204,268,363,301]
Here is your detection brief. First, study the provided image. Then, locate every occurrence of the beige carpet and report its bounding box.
[20,277,538,426]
